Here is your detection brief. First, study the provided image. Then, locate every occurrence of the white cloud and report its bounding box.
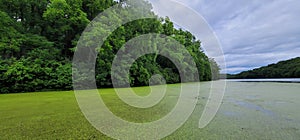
[149,0,300,74]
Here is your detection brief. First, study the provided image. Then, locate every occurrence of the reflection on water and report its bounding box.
[221,110,242,117]
[229,99,276,117]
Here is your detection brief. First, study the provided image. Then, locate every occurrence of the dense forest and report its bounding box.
[228,57,300,79]
[0,0,219,94]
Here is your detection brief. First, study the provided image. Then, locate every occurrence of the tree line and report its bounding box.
[0,0,220,93]
[228,57,300,79]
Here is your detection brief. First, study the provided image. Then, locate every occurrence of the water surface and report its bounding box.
[166,81,300,139]
[226,78,300,83]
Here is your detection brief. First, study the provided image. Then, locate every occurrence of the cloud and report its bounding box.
[149,0,300,74]
[149,0,226,70]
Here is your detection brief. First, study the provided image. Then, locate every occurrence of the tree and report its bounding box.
[0,11,23,59]
[43,0,90,57]
[210,58,220,80]
[229,57,300,79]
[0,0,218,93]
[82,0,116,20]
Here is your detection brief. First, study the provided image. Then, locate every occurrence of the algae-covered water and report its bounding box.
[1,81,299,139]
[165,81,300,139]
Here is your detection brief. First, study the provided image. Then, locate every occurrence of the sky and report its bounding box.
[149,0,300,74]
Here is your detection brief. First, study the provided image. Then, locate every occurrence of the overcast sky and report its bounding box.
[149,0,300,74]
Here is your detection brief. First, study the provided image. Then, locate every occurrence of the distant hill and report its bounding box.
[228,57,300,79]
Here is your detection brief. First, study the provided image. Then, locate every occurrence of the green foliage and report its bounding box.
[1,57,72,93]
[0,11,23,59]
[210,58,220,80]
[0,0,219,93]
[229,57,300,79]
[43,0,90,57]
[82,0,117,20]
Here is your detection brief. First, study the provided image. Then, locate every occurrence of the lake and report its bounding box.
[226,78,300,83]
[1,80,299,139]
[169,80,300,139]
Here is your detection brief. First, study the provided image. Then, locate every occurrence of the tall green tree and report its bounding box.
[43,0,89,57]
[0,0,219,93]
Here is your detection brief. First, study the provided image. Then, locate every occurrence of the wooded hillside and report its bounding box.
[228,57,300,79]
[0,0,219,93]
